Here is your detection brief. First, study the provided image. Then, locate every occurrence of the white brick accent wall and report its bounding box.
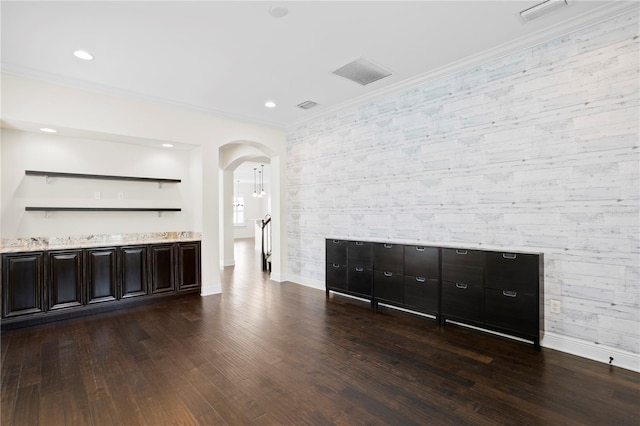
[286,11,640,356]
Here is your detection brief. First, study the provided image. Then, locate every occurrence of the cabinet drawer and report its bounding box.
[348,241,373,266]
[326,239,347,264]
[374,243,403,273]
[485,252,539,292]
[404,246,439,279]
[347,265,372,297]
[374,271,403,304]
[326,263,347,291]
[485,288,537,333]
[403,276,438,314]
[441,280,483,322]
[441,248,484,286]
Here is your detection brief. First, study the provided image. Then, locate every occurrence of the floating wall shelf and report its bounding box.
[25,170,181,185]
[25,207,181,212]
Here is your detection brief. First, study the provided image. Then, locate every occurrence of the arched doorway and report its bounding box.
[219,141,285,280]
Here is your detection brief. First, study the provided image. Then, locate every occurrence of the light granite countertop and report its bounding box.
[1,231,201,253]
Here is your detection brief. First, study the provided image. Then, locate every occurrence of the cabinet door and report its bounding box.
[86,248,117,304]
[373,243,403,274]
[404,276,438,315]
[149,244,175,294]
[374,271,403,304]
[441,280,483,322]
[120,246,148,299]
[2,252,44,318]
[485,252,539,293]
[177,242,200,292]
[441,249,484,286]
[47,250,83,311]
[326,263,347,291]
[347,265,372,297]
[404,246,439,279]
[348,241,373,267]
[326,239,347,265]
[485,288,537,333]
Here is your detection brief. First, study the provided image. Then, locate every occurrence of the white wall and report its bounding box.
[1,129,193,238]
[286,10,640,361]
[1,72,287,294]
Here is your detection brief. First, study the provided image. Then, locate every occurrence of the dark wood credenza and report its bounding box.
[1,241,200,329]
[326,239,544,349]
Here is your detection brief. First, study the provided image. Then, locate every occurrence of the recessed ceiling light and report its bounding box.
[269,6,288,18]
[73,50,94,61]
[265,101,277,108]
[162,143,174,148]
[40,128,57,133]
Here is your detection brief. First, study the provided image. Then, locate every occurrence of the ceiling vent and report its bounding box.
[520,0,570,23]
[297,100,318,110]
[332,58,392,86]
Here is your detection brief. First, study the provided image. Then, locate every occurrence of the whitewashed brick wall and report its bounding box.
[287,11,639,354]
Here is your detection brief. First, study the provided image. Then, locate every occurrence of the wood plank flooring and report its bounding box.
[2,238,639,425]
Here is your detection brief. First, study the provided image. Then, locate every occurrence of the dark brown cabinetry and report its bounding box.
[1,241,200,329]
[1,252,44,318]
[149,244,175,294]
[326,238,543,348]
[47,250,83,311]
[177,242,200,292]
[86,248,117,304]
[120,246,148,299]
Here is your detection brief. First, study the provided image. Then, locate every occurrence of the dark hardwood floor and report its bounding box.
[2,238,639,425]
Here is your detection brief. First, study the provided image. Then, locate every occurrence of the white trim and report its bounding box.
[287,2,639,130]
[220,259,235,267]
[285,274,325,290]
[200,286,221,296]
[269,272,287,283]
[542,332,640,373]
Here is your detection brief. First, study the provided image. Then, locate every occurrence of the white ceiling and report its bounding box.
[0,1,631,130]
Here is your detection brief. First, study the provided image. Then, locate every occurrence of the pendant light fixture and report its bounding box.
[260,164,266,197]
[252,167,258,197]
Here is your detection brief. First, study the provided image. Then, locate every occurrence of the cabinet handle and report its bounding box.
[355,242,364,246]
[455,283,468,289]
[416,277,426,283]
[416,247,425,251]
[384,243,393,249]
[332,240,340,244]
[384,271,393,277]
[502,253,517,260]
[332,263,340,268]
[355,267,364,272]
[503,290,517,297]
[456,249,467,255]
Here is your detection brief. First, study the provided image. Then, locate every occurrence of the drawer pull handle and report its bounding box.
[503,290,517,297]
[332,263,340,268]
[416,246,425,251]
[384,271,393,277]
[355,267,364,272]
[355,242,364,246]
[384,244,393,249]
[502,253,517,260]
[416,277,426,283]
[456,249,467,255]
[332,240,340,244]
[455,283,468,289]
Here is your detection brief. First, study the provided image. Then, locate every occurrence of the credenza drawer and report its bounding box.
[485,252,539,292]
[441,280,483,322]
[374,270,403,304]
[404,245,439,279]
[485,288,537,333]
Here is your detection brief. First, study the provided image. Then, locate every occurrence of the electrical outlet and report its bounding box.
[550,300,561,314]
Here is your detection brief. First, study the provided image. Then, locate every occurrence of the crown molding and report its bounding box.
[286,1,639,130]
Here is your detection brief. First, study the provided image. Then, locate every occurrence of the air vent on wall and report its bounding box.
[332,57,392,86]
[297,100,318,110]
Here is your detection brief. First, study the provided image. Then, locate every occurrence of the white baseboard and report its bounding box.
[200,285,221,296]
[270,272,286,282]
[542,332,640,373]
[220,259,235,267]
